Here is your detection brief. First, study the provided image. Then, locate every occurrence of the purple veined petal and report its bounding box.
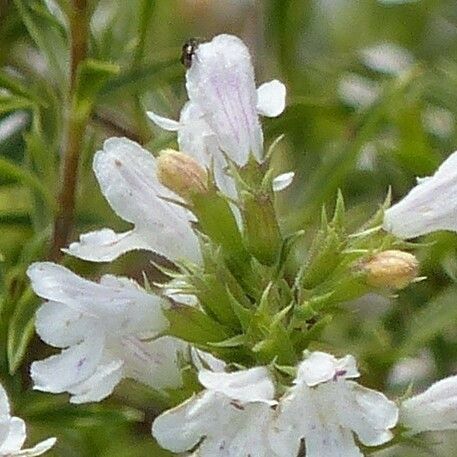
[256,80,287,117]
[14,437,57,456]
[68,359,124,404]
[34,300,95,349]
[297,352,360,387]
[28,262,168,336]
[147,111,181,131]
[177,101,218,167]
[152,391,275,457]
[186,34,263,165]
[30,335,105,394]
[383,150,457,239]
[272,172,294,192]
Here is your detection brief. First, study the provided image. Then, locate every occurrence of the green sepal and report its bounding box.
[190,183,250,274]
[241,189,282,265]
[164,304,229,345]
[208,334,246,348]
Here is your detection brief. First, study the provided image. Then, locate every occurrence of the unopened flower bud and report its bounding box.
[157,149,208,200]
[360,250,419,289]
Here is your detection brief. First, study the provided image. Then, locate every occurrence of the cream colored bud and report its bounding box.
[157,149,208,200]
[360,250,419,290]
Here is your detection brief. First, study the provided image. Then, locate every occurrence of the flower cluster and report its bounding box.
[0,383,55,456]
[24,33,457,456]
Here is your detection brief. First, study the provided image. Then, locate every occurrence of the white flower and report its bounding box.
[360,43,414,75]
[63,137,201,264]
[0,383,56,456]
[270,352,399,457]
[152,367,277,456]
[147,34,286,170]
[338,73,380,109]
[28,262,186,404]
[400,375,457,434]
[383,151,457,238]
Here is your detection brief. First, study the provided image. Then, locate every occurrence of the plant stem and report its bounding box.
[50,0,89,260]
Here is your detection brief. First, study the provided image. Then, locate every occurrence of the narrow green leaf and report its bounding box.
[0,156,55,209]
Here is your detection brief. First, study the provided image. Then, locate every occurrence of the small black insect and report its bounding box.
[180,38,202,69]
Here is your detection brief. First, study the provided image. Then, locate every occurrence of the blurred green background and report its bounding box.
[3,0,457,455]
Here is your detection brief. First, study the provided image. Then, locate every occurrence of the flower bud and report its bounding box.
[157,149,208,200]
[360,250,419,289]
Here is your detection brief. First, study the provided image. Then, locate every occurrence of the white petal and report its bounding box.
[121,336,185,390]
[191,349,226,373]
[63,228,158,263]
[0,384,11,418]
[35,301,95,348]
[0,417,26,453]
[152,392,222,453]
[383,150,457,238]
[256,80,287,117]
[339,381,399,446]
[31,336,104,393]
[153,391,274,456]
[89,137,201,263]
[146,111,180,131]
[400,375,457,434]
[272,172,294,192]
[198,367,276,404]
[177,101,218,167]
[186,34,263,165]
[13,437,56,456]
[68,359,124,404]
[297,352,360,387]
[306,426,362,457]
[28,262,168,335]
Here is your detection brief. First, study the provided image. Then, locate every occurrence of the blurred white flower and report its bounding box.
[338,73,380,109]
[63,137,201,264]
[270,351,398,457]
[383,151,457,238]
[0,383,56,456]
[388,351,435,388]
[0,112,28,143]
[152,367,277,457]
[422,105,455,139]
[360,43,414,75]
[28,262,186,403]
[148,34,286,171]
[400,375,457,434]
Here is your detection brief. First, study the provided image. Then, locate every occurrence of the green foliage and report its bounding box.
[2,0,457,455]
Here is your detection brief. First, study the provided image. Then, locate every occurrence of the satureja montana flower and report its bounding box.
[270,352,399,457]
[152,366,277,457]
[153,351,399,457]
[0,383,56,456]
[148,34,287,195]
[64,137,200,264]
[400,374,457,435]
[28,262,186,404]
[383,150,457,239]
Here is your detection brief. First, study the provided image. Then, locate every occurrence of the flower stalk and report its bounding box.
[50,0,90,260]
